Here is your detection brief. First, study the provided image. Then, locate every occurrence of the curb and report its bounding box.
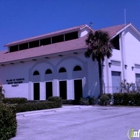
[16,105,93,117]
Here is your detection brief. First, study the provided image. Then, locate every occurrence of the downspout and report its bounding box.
[105,57,109,93]
[120,31,126,81]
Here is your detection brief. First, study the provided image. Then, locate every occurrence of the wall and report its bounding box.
[124,27,140,83]
[0,50,100,99]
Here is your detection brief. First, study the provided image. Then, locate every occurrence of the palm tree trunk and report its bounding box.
[98,59,103,97]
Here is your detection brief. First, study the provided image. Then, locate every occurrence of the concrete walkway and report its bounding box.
[11,105,140,140]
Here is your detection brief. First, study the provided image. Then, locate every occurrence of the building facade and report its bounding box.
[0,23,140,100]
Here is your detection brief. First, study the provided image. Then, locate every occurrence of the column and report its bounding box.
[67,79,74,100]
[53,79,59,96]
[40,82,45,100]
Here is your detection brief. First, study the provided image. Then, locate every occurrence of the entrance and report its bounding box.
[59,81,67,99]
[74,79,82,100]
[34,83,40,100]
[111,71,121,93]
[46,82,53,99]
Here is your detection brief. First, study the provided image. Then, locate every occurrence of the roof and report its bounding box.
[0,36,87,64]
[5,24,88,47]
[0,23,132,64]
[96,24,126,38]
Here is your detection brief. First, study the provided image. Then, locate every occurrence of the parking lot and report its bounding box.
[11,106,140,140]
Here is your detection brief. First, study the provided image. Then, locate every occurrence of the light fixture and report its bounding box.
[108,62,112,67]
[32,59,36,61]
[20,61,24,63]
[1,64,5,66]
[73,52,78,54]
[124,65,127,69]
[10,63,14,65]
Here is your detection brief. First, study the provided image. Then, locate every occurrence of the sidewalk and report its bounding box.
[16,105,93,117]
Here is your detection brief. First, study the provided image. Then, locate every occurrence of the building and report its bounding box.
[0,23,140,100]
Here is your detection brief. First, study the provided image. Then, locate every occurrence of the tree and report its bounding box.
[85,30,113,97]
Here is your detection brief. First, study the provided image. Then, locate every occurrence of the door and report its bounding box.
[59,81,67,99]
[46,82,53,99]
[111,71,121,93]
[74,79,82,100]
[34,83,40,100]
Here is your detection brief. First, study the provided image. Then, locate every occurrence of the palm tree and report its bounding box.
[85,30,113,97]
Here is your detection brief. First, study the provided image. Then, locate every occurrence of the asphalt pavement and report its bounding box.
[11,105,140,140]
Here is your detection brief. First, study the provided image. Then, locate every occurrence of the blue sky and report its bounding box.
[0,0,140,50]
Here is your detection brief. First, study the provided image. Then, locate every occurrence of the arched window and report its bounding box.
[33,71,39,75]
[45,69,52,74]
[73,65,82,71]
[59,67,66,73]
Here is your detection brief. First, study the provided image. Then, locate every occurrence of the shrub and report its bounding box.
[80,98,89,105]
[79,97,95,105]
[100,94,110,105]
[48,96,62,107]
[113,93,140,106]
[120,80,135,93]
[0,103,17,140]
[15,101,55,112]
[0,93,4,102]
[3,97,27,104]
[62,99,75,105]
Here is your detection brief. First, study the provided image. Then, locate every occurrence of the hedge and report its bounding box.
[80,97,95,105]
[100,94,110,105]
[16,97,62,112]
[48,96,62,107]
[62,99,75,105]
[3,97,27,104]
[0,103,17,140]
[0,93,4,102]
[113,93,140,106]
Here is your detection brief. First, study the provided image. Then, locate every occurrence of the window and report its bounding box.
[52,35,64,43]
[111,35,120,50]
[19,43,28,50]
[9,45,18,52]
[59,67,66,73]
[73,65,82,71]
[40,38,51,46]
[111,60,121,66]
[33,71,39,75]
[29,40,39,48]
[65,31,78,41]
[45,69,52,74]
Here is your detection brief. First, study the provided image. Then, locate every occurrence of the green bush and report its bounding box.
[113,93,140,106]
[48,96,62,107]
[0,103,17,140]
[79,97,95,105]
[0,93,4,102]
[16,101,56,112]
[62,99,75,105]
[80,98,89,105]
[100,94,110,105]
[16,97,62,113]
[3,97,27,104]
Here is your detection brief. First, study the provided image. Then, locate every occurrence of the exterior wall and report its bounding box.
[0,51,100,99]
[104,26,140,94]
[124,27,140,83]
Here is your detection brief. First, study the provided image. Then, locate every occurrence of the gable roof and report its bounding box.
[1,23,139,64]
[98,24,126,38]
[0,36,87,64]
[5,24,89,47]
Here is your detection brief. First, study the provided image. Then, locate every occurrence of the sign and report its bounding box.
[127,128,140,139]
[6,78,25,87]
